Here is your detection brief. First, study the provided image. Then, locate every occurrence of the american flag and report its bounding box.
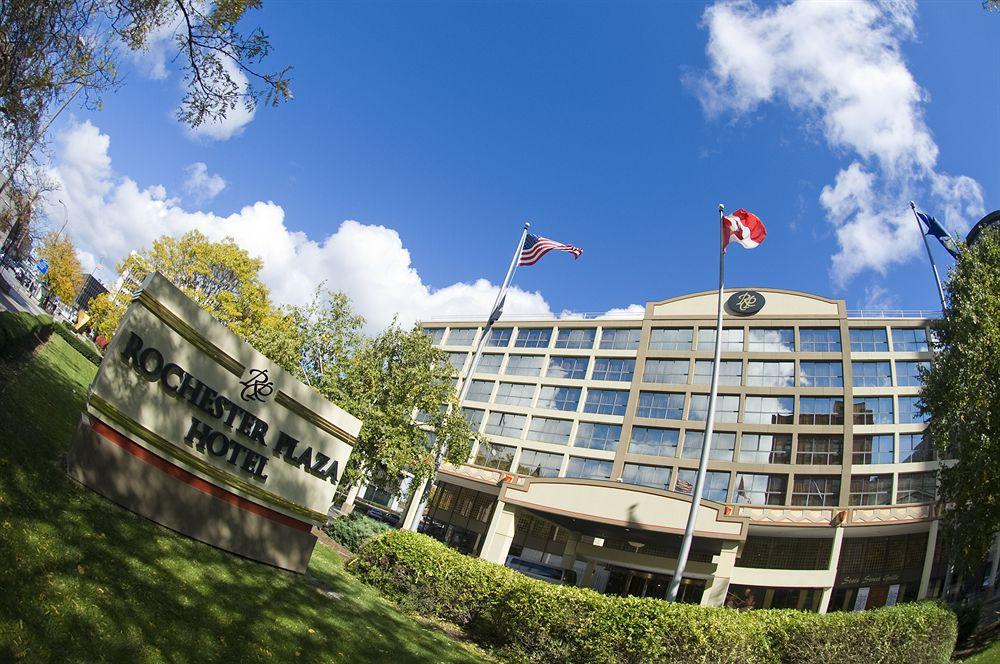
[518,233,583,267]
[675,478,694,495]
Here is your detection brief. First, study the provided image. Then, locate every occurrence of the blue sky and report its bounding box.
[46,1,998,330]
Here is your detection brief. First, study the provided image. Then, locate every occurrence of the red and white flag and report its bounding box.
[722,209,766,251]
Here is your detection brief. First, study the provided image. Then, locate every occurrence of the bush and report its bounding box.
[954,599,983,645]
[53,323,103,366]
[322,512,392,553]
[351,530,957,664]
[0,312,54,357]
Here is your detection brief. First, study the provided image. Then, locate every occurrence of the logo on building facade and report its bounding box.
[240,368,274,402]
[726,290,765,316]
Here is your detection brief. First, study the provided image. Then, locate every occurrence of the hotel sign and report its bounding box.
[68,272,361,572]
[726,290,765,316]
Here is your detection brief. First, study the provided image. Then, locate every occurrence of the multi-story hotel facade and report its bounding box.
[412,288,952,613]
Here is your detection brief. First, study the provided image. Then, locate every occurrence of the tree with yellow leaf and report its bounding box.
[37,231,83,305]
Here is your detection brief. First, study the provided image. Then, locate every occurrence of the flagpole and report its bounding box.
[405,223,530,531]
[909,201,947,313]
[666,203,727,603]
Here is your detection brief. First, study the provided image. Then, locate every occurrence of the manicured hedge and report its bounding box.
[53,322,103,366]
[322,512,392,553]
[0,312,54,357]
[350,530,957,664]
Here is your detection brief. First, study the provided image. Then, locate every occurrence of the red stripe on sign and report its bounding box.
[89,416,312,533]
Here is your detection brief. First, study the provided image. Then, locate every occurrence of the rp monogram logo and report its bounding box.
[737,292,758,311]
[240,368,274,403]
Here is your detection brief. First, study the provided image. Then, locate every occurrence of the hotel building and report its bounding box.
[410,288,953,612]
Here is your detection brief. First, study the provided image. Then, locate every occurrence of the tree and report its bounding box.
[86,230,273,340]
[338,322,480,492]
[37,231,83,304]
[0,0,291,199]
[85,290,125,338]
[923,227,1000,570]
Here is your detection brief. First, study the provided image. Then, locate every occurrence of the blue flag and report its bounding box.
[915,211,961,259]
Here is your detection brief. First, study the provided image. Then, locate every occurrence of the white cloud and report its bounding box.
[128,15,184,80]
[184,56,256,141]
[184,162,226,202]
[45,121,566,332]
[860,282,898,311]
[694,0,983,285]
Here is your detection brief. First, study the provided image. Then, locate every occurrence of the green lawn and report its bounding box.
[964,641,1000,664]
[0,335,491,663]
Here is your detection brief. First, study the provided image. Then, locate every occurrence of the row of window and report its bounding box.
[473,442,936,506]
[466,405,934,465]
[452,352,929,388]
[465,380,928,425]
[430,325,931,353]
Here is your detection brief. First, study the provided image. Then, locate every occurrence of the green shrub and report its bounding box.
[351,530,957,664]
[0,312,54,357]
[322,512,392,553]
[53,323,103,366]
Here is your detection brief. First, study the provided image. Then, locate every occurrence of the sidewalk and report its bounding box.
[0,266,46,316]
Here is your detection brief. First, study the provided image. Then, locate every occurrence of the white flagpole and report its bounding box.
[405,223,530,531]
[909,201,947,313]
[666,203,727,603]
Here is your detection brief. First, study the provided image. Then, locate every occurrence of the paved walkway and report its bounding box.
[0,267,46,316]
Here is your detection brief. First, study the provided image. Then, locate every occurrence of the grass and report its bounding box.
[0,335,492,663]
[963,641,1000,663]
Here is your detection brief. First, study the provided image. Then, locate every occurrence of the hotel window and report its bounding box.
[748,328,794,352]
[800,328,841,353]
[599,328,641,350]
[475,353,503,375]
[852,435,894,464]
[526,416,573,444]
[425,328,445,345]
[584,389,629,416]
[696,328,744,351]
[798,397,845,425]
[852,361,892,387]
[461,407,485,430]
[473,443,515,470]
[799,361,843,387]
[791,476,841,507]
[592,358,635,382]
[574,423,621,451]
[676,469,729,502]
[504,354,544,377]
[796,435,842,465]
[446,327,477,346]
[516,449,563,478]
[895,361,929,387]
[555,328,595,349]
[536,386,582,412]
[743,396,794,424]
[466,380,494,403]
[622,464,671,491]
[546,356,589,380]
[850,328,889,352]
[849,474,892,506]
[693,360,742,386]
[739,433,792,464]
[682,430,736,461]
[898,396,926,424]
[448,352,468,372]
[514,328,552,348]
[688,394,740,422]
[853,397,894,425]
[486,328,512,347]
[629,426,679,457]
[636,392,685,420]
[484,411,525,438]
[565,457,613,480]
[733,473,787,505]
[643,359,689,384]
[891,328,929,352]
[649,327,693,350]
[897,472,936,504]
[899,433,934,462]
[746,361,795,387]
[494,382,535,407]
